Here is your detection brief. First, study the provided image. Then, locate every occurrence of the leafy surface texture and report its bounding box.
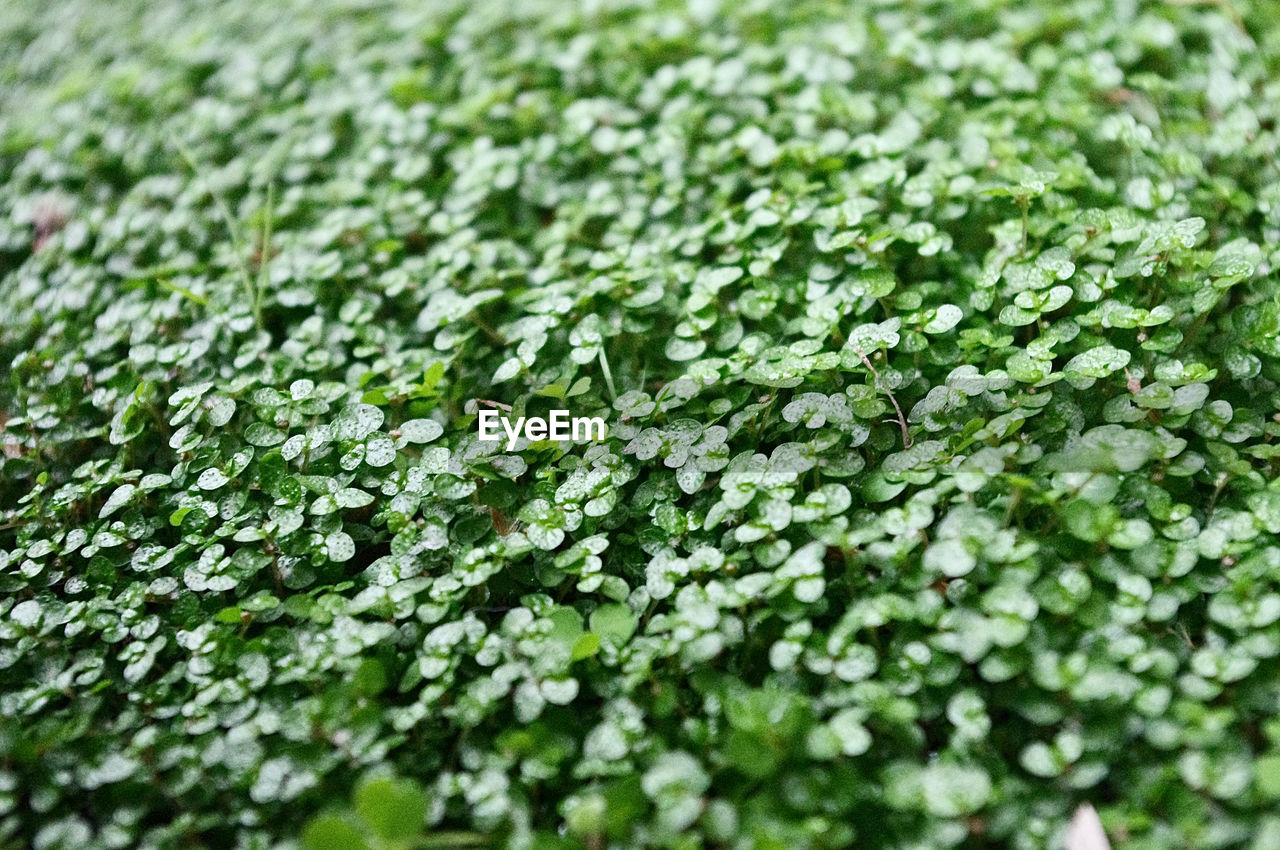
[3,0,1280,848]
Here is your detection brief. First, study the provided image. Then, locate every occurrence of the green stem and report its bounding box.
[1018,197,1029,255]
[255,182,274,328]
[857,348,912,449]
[172,136,261,329]
[597,346,617,403]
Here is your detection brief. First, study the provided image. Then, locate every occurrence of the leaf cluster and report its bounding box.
[4,1,1280,849]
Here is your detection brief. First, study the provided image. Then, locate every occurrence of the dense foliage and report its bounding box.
[4,0,1280,847]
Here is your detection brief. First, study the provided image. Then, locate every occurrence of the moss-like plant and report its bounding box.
[4,1,1280,849]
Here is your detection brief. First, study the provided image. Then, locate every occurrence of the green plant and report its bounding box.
[4,1,1280,849]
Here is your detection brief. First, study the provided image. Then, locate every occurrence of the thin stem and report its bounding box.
[597,346,617,403]
[754,394,776,442]
[255,182,275,328]
[469,312,507,346]
[1205,472,1229,524]
[153,277,209,307]
[172,137,260,328]
[1018,197,1029,255]
[857,348,912,449]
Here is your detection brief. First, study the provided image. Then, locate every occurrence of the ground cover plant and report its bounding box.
[3,0,1280,847]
